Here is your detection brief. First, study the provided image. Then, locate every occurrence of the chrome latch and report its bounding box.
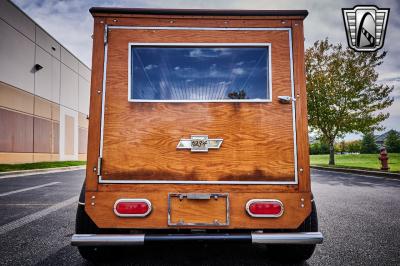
[278,96,295,104]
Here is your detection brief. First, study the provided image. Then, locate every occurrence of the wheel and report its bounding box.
[267,199,319,263]
[75,182,113,262]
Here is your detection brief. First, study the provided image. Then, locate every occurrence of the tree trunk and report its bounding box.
[329,140,335,165]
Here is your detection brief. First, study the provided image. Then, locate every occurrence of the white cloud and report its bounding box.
[218,81,231,86]
[232,67,245,75]
[209,63,218,77]
[144,64,158,70]
[211,48,231,56]
[174,66,180,70]
[188,47,231,57]
[189,48,203,57]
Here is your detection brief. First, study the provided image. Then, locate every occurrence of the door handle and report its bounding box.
[277,96,295,104]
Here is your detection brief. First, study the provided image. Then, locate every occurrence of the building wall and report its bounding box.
[0,0,90,164]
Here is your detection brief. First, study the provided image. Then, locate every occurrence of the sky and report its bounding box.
[13,0,400,139]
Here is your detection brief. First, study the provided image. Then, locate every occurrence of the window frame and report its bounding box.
[127,43,272,103]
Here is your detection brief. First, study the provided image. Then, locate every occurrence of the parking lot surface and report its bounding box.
[0,169,399,265]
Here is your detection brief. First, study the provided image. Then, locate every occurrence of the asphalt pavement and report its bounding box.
[0,169,399,265]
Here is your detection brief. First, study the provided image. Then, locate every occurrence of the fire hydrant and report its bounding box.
[378,147,389,171]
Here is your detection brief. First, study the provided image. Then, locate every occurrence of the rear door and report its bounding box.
[99,26,297,184]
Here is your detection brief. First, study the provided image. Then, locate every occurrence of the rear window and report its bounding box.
[128,44,271,102]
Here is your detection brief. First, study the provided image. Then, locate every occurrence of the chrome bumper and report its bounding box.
[251,232,323,244]
[71,232,323,246]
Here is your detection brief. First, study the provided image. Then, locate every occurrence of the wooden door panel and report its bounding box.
[101,29,296,183]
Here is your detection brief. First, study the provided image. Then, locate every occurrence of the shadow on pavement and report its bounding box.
[39,243,310,266]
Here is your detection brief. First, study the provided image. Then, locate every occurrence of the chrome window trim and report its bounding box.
[98,26,298,185]
[113,198,152,217]
[245,199,284,218]
[288,28,299,185]
[99,24,108,160]
[128,42,272,103]
[99,177,297,185]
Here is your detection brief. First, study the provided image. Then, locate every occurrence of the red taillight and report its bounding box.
[246,200,283,217]
[114,199,152,217]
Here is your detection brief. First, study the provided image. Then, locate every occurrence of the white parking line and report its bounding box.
[0,196,78,235]
[0,166,85,179]
[0,182,61,197]
[0,204,53,206]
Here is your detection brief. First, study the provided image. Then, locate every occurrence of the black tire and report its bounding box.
[75,183,113,262]
[267,199,318,263]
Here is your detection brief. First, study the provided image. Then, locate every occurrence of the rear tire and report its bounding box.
[267,199,318,263]
[75,183,113,262]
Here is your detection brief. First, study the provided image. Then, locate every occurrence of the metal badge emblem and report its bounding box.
[177,135,223,152]
[342,5,390,52]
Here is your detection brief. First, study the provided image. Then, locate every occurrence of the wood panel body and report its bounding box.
[292,20,311,192]
[86,191,310,229]
[169,195,228,225]
[86,12,310,229]
[85,18,105,191]
[105,17,293,28]
[103,29,295,183]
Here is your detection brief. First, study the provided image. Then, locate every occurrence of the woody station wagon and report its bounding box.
[71,7,323,262]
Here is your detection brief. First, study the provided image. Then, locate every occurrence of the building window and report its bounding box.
[129,44,271,102]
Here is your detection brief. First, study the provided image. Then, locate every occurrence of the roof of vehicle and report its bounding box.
[89,7,308,18]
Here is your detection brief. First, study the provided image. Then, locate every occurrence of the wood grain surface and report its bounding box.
[86,191,311,229]
[86,13,310,229]
[101,29,296,182]
[292,20,311,192]
[169,194,228,225]
[85,18,106,192]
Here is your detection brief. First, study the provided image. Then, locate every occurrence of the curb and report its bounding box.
[0,165,86,178]
[311,165,400,179]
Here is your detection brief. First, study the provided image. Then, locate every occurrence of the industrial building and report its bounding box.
[0,0,90,164]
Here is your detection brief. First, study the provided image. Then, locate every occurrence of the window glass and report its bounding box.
[130,45,270,101]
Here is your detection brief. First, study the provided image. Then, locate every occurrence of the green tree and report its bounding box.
[309,140,330,155]
[384,130,400,153]
[320,141,330,154]
[306,39,393,165]
[309,143,321,155]
[348,140,361,153]
[335,140,348,154]
[360,132,378,154]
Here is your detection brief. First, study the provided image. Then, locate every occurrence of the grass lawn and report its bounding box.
[0,161,86,173]
[310,153,400,173]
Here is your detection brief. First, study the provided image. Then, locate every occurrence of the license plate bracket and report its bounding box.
[168,193,229,226]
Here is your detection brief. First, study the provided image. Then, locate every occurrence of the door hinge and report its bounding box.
[97,157,102,176]
[103,25,108,44]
